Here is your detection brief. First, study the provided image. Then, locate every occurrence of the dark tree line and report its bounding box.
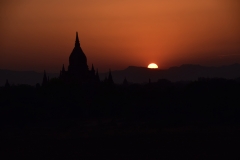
[1,77,240,131]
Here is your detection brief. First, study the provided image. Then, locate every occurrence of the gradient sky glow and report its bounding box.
[1,0,240,72]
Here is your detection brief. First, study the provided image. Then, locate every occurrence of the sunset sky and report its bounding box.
[1,0,240,72]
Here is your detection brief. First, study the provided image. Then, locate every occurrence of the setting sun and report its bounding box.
[148,63,158,69]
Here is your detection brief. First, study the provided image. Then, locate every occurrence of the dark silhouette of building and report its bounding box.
[107,69,114,85]
[59,32,99,84]
[95,69,100,82]
[42,70,48,86]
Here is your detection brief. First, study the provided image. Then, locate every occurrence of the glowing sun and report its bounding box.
[148,63,158,69]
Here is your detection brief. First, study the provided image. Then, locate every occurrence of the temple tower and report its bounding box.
[59,32,102,84]
[68,32,89,80]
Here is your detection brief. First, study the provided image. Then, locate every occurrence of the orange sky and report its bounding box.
[1,0,240,72]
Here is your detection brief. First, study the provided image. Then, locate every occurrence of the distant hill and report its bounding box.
[100,63,240,83]
[0,69,58,86]
[1,63,240,86]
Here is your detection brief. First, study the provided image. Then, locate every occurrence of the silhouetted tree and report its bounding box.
[149,78,151,84]
[103,76,108,84]
[123,77,128,86]
[36,83,40,88]
[4,79,10,88]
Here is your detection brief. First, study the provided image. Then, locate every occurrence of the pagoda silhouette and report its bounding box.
[59,32,100,84]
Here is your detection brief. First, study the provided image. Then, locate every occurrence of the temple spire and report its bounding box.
[95,69,100,82]
[91,64,95,73]
[108,69,114,85]
[62,64,65,72]
[75,32,80,47]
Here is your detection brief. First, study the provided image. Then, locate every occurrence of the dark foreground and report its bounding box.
[1,125,240,159]
[1,78,240,159]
